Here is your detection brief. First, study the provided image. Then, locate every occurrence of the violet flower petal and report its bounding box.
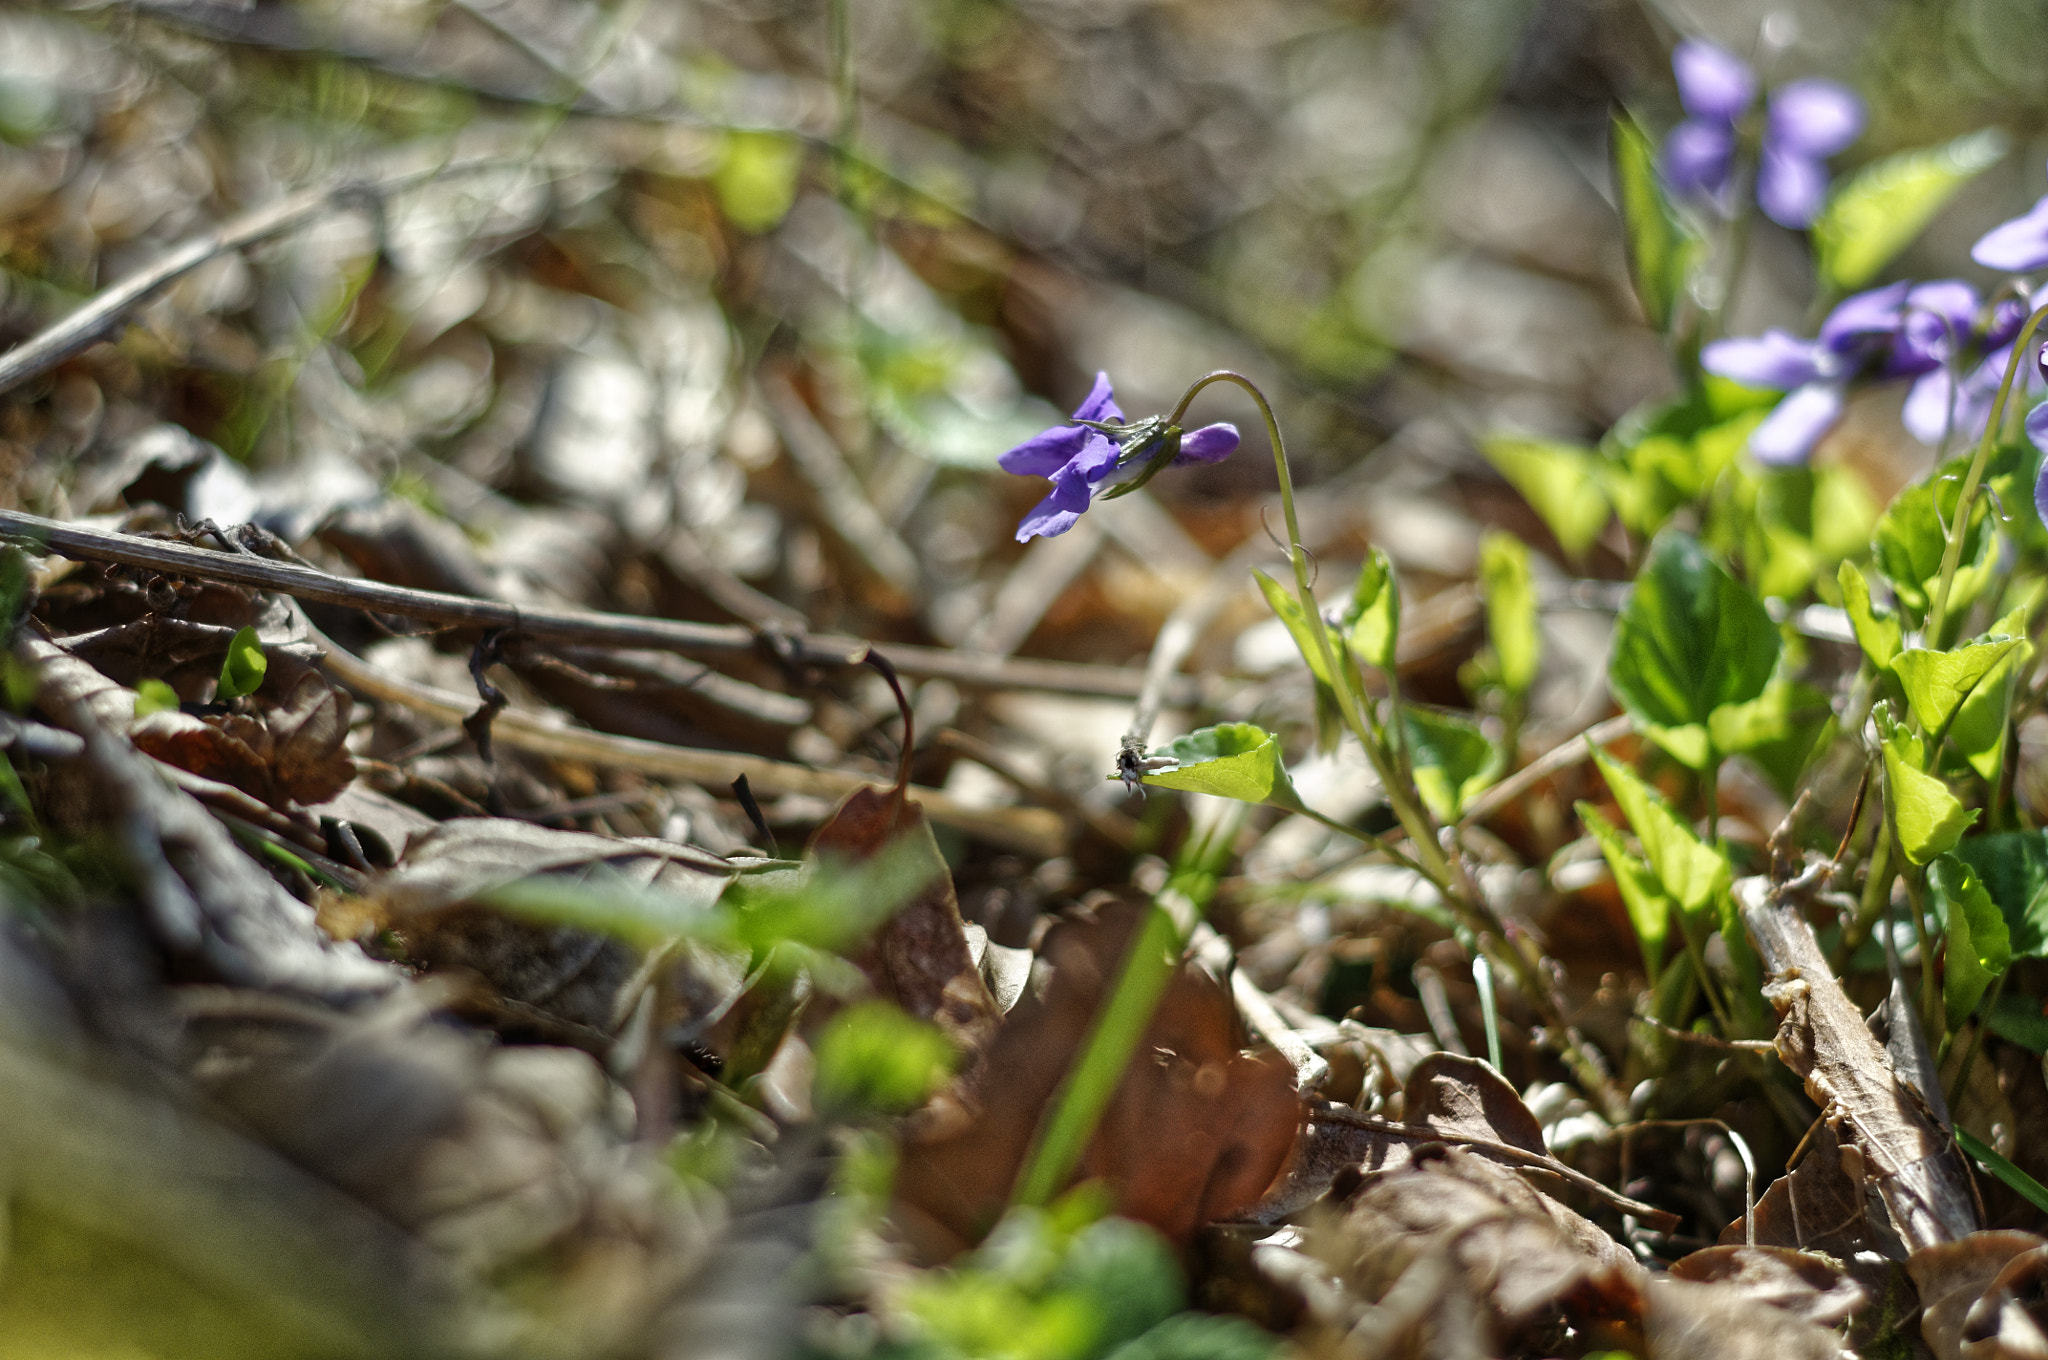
[1902,369,1961,445]
[1072,371,1124,426]
[2028,400,2048,461]
[1987,296,2032,349]
[1756,146,1829,228]
[1888,280,1980,375]
[1171,423,1241,467]
[1015,491,1084,542]
[1765,79,1864,158]
[1068,430,1120,486]
[1973,195,2048,273]
[1818,280,1909,351]
[1673,40,1756,122]
[1749,382,1845,465]
[1702,330,1830,389]
[998,424,1089,478]
[1662,120,1736,200]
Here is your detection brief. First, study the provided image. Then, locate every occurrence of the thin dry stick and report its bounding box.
[309,622,1065,856]
[0,508,1207,704]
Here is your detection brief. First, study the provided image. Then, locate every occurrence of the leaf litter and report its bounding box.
[3,1,2048,1357]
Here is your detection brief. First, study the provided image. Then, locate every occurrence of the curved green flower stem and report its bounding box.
[1927,304,2048,644]
[1164,371,1454,893]
[1164,371,1628,1120]
[1287,802,1430,879]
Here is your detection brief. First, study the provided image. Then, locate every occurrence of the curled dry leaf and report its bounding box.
[1722,1115,1901,1258]
[1909,1231,2048,1360]
[892,895,1302,1259]
[1641,1274,1845,1360]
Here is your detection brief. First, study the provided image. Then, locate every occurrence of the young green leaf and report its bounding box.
[1478,532,1541,698]
[1610,109,1696,333]
[1928,854,2012,1030]
[1607,531,1779,769]
[215,626,268,701]
[1402,708,1502,822]
[1578,802,1672,981]
[1956,832,2048,960]
[1589,747,1729,917]
[1480,435,1611,560]
[1813,129,2008,294]
[1891,636,2024,741]
[1706,678,1835,798]
[1139,723,1300,808]
[1873,466,1995,631]
[1878,712,1976,864]
[132,679,180,717]
[1253,569,1333,686]
[1340,550,1400,672]
[813,1001,957,1114]
[1837,561,1902,672]
[1950,605,2035,783]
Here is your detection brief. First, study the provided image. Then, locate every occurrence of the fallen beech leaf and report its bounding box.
[893,896,1301,1259]
[1909,1231,2048,1360]
[131,707,273,799]
[1962,1241,2048,1359]
[809,784,1000,1055]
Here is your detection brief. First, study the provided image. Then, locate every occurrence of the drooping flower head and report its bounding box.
[1703,280,2024,464]
[1000,373,1239,542]
[1660,40,1864,229]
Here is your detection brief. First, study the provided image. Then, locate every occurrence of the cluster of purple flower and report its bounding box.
[1661,39,1863,230]
[1658,36,2048,473]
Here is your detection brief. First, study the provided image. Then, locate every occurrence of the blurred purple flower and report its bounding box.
[1000,373,1239,542]
[1974,164,2048,273]
[1660,41,1863,229]
[1705,280,2021,463]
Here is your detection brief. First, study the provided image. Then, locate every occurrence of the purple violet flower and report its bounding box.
[999,373,1240,542]
[1704,280,2019,463]
[1660,40,1863,229]
[1973,162,2048,273]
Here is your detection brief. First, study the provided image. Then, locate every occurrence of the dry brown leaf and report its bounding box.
[808,784,1000,1054]
[1668,1244,1869,1327]
[257,654,356,805]
[1641,1274,1843,1360]
[892,895,1301,1259]
[1722,1115,1896,1258]
[1910,1231,2048,1360]
[1307,1144,1640,1357]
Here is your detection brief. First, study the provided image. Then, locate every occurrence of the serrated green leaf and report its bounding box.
[1879,710,1977,864]
[1478,532,1540,697]
[1814,129,2008,293]
[1139,723,1298,807]
[1838,560,1902,671]
[216,626,267,701]
[1929,853,2012,1030]
[1608,531,1779,769]
[1402,708,1502,822]
[1611,109,1698,332]
[1892,636,2024,740]
[1253,569,1334,686]
[132,679,179,717]
[1590,748,1729,916]
[1340,550,1400,672]
[1480,435,1610,560]
[1579,802,1672,982]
